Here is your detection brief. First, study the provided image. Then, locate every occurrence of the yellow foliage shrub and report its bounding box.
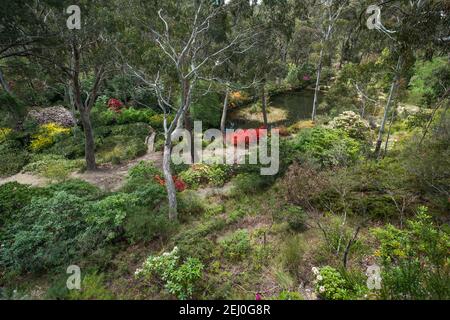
[0,128,12,143]
[30,123,71,152]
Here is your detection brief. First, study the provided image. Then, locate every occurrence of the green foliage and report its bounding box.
[232,172,274,195]
[372,207,450,299]
[86,193,138,239]
[408,57,450,106]
[178,190,205,219]
[0,182,47,228]
[124,205,178,243]
[0,139,30,176]
[219,229,251,261]
[313,266,367,300]
[191,91,222,129]
[179,164,231,189]
[135,246,204,300]
[0,192,90,272]
[280,235,306,277]
[23,154,84,180]
[291,127,361,167]
[276,291,303,300]
[45,179,102,200]
[68,273,114,300]
[122,161,162,193]
[282,205,307,232]
[148,113,175,131]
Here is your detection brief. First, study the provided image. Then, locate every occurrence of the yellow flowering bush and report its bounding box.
[30,123,71,152]
[0,128,12,143]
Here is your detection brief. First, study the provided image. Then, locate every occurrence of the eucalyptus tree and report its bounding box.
[124,0,254,220]
[371,0,446,158]
[30,0,117,170]
[310,0,349,122]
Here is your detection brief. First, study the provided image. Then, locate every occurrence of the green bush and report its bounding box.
[0,140,30,176]
[283,205,307,232]
[313,266,367,300]
[122,161,162,193]
[45,179,102,200]
[179,164,231,189]
[0,182,47,228]
[372,207,450,299]
[0,192,90,272]
[291,127,361,167]
[135,246,204,300]
[191,91,222,129]
[124,206,178,243]
[219,229,251,261]
[178,190,205,219]
[68,273,114,300]
[23,154,84,180]
[232,173,274,195]
[280,235,306,277]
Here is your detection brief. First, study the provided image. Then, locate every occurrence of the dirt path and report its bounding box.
[0,133,163,191]
[0,173,49,187]
[71,133,163,191]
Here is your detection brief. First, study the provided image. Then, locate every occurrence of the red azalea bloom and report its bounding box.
[107,98,124,113]
[227,126,267,146]
[154,175,186,192]
[255,293,262,300]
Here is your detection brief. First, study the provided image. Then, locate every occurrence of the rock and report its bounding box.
[27,106,76,127]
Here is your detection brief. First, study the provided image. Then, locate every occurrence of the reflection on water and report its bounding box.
[228,89,322,129]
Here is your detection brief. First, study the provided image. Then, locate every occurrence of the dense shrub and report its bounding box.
[68,273,114,300]
[23,154,84,180]
[0,182,47,228]
[29,123,71,152]
[179,164,231,189]
[124,206,178,243]
[329,111,372,141]
[45,179,102,200]
[135,246,204,300]
[191,91,222,128]
[219,229,251,261]
[313,266,367,300]
[0,140,30,176]
[290,127,361,167]
[372,207,450,299]
[0,192,91,272]
[122,161,162,193]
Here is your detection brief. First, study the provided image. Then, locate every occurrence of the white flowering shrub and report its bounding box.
[312,266,367,300]
[329,111,371,141]
[135,247,204,300]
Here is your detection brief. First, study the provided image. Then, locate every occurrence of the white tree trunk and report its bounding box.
[311,48,324,122]
[163,142,177,220]
[375,55,402,158]
[220,88,229,134]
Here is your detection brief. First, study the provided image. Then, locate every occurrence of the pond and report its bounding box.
[228,89,323,129]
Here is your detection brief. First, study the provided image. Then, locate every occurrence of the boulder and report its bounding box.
[27,106,76,127]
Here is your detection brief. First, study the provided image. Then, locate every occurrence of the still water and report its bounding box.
[228,89,322,129]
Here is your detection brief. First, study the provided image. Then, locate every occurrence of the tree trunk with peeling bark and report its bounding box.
[163,142,177,220]
[312,46,324,122]
[261,84,268,127]
[375,55,402,158]
[220,88,229,134]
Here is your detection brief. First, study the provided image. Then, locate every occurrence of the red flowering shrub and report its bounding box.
[226,126,267,146]
[108,98,124,113]
[154,175,186,192]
